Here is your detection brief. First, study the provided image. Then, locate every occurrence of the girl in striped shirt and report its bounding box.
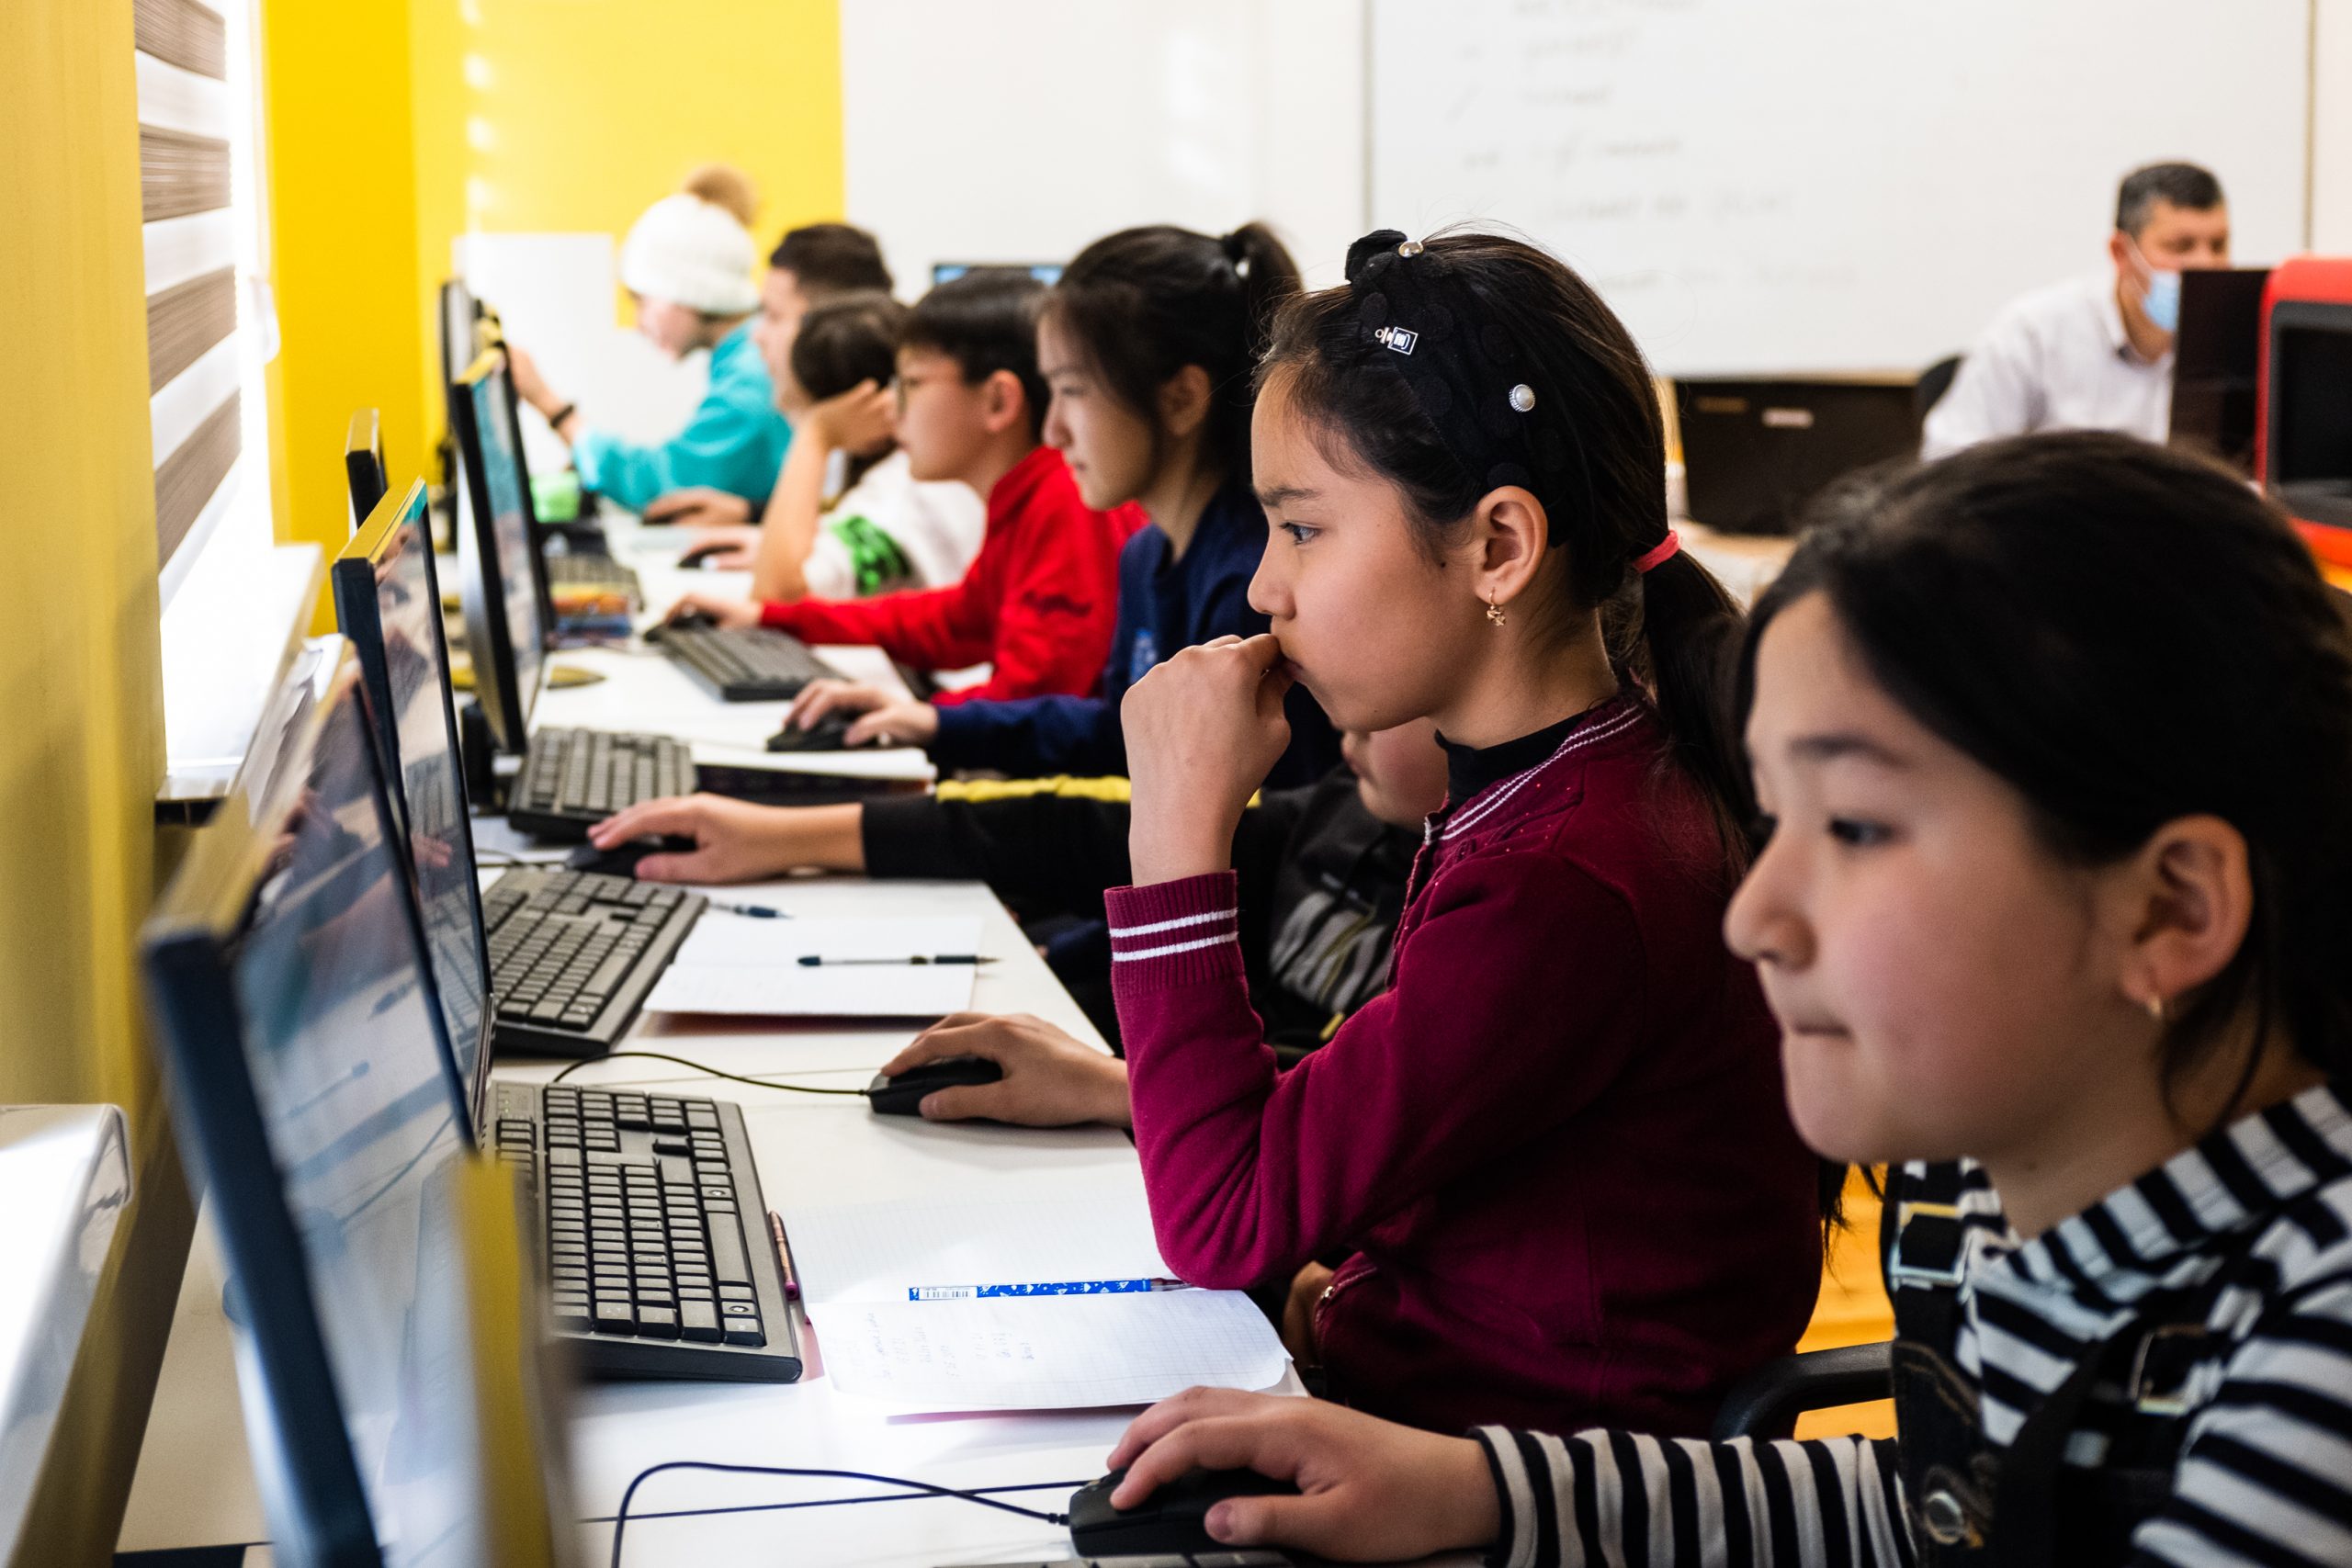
[1102,433,2352,1567]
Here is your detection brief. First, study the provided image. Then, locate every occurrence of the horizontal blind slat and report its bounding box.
[140,126,231,222]
[132,0,228,82]
[155,392,241,570]
[146,267,236,393]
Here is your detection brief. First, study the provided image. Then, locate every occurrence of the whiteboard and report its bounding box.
[1371,0,2312,374]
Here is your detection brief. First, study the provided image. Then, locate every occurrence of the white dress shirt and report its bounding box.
[1921,272,2174,459]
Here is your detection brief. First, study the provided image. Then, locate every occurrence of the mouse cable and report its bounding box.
[548,1049,870,1096]
[605,1461,1074,1566]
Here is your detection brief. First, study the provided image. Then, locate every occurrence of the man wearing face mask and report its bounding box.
[1922,162,2230,459]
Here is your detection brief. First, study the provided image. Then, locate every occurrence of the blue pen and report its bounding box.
[907,1278,1189,1301]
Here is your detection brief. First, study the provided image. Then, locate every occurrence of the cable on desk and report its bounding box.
[549,1049,869,1096]
[605,1461,1073,1567]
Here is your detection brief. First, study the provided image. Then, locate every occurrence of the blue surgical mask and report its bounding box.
[2143,266,2182,334]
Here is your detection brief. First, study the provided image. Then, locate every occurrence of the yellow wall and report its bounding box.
[0,2,192,1558]
[260,0,432,628]
[405,0,847,453]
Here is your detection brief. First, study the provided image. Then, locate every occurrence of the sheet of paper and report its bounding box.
[640,915,983,1016]
[671,915,981,968]
[781,1194,1170,1308]
[817,1290,1291,1411]
[642,964,971,1018]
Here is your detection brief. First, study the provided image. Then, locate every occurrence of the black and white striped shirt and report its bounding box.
[1471,1082,2352,1566]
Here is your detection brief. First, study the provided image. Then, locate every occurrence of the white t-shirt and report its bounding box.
[799,449,986,600]
[1922,272,2174,460]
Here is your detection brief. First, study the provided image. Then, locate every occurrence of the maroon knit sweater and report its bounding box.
[1106,694,1822,1436]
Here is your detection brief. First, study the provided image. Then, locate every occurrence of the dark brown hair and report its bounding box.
[1261,231,1754,863]
[788,290,907,402]
[1749,433,2352,1109]
[1043,222,1302,486]
[788,289,909,488]
[768,222,893,298]
[902,270,1051,444]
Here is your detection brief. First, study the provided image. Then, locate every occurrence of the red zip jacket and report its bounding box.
[1106,694,1821,1437]
[758,446,1139,705]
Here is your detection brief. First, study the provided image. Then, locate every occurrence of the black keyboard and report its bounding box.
[483,868,704,1056]
[491,1080,802,1382]
[507,727,695,840]
[657,624,843,702]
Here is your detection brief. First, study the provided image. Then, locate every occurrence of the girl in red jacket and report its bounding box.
[1098,230,1824,1438]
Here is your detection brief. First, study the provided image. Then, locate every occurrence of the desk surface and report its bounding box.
[530,521,936,786]
[122,529,1290,1563]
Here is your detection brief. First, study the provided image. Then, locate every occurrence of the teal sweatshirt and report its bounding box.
[571,321,791,512]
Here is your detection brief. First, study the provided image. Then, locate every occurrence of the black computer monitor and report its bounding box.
[439,279,480,392]
[2266,297,2352,536]
[334,480,496,1127]
[140,652,493,1567]
[1674,376,1922,536]
[2169,268,2270,475]
[449,354,549,754]
[346,410,389,530]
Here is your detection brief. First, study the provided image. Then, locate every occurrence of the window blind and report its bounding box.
[134,0,243,578]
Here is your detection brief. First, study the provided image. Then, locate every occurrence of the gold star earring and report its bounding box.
[1486,590,1507,627]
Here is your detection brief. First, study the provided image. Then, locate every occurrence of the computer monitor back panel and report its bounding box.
[334,482,496,1128]
[1675,377,1921,536]
[451,357,546,752]
[346,410,389,532]
[142,660,489,1567]
[2167,268,2270,474]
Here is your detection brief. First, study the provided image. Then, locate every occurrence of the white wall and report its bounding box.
[2317,0,2352,251]
[841,0,1369,292]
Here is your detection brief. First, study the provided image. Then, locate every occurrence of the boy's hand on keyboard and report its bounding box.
[662,592,760,629]
[644,486,753,527]
[1124,634,1295,885]
[586,794,797,884]
[1106,1389,1499,1562]
[878,1012,1132,1127]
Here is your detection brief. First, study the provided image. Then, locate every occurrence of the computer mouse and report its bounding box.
[764,714,861,752]
[643,608,715,644]
[676,543,734,569]
[563,836,694,878]
[1067,1467,1301,1559]
[865,1055,1003,1116]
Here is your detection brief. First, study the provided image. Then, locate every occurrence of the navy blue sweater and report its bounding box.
[927,481,1340,787]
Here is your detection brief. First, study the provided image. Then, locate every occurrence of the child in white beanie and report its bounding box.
[507,165,793,513]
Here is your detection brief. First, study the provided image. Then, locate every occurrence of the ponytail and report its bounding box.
[1630,548,1757,866]
[1046,222,1304,484]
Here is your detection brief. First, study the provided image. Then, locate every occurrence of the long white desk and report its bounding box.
[124,515,1298,1565]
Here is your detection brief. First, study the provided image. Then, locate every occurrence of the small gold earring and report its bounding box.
[1486,592,1507,628]
[2141,991,2167,1025]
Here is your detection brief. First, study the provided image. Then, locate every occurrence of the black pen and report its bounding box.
[794,953,995,967]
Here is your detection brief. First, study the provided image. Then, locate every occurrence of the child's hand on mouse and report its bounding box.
[878,1012,1131,1127]
[586,794,797,884]
[1122,635,1295,885]
[1105,1389,1499,1562]
[785,682,940,748]
[661,592,760,629]
[644,487,753,528]
[681,524,761,568]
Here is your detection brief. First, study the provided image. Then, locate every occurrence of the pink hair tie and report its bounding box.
[1633,529,1681,575]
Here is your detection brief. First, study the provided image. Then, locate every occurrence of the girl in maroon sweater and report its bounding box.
[1103,231,1823,1438]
